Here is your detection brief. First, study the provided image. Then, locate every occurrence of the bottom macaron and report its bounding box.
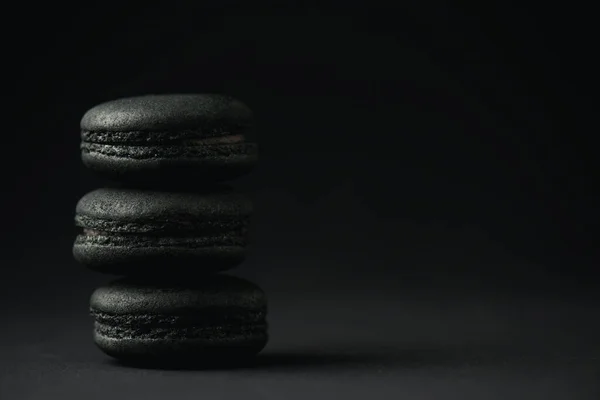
[90,275,268,364]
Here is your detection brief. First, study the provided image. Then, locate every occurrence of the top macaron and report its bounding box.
[80,94,258,185]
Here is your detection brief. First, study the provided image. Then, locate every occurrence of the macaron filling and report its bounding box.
[182,134,245,145]
[95,322,266,340]
[77,212,249,235]
[91,309,266,327]
[77,217,249,248]
[91,308,267,340]
[80,132,254,162]
[81,129,247,146]
[76,232,247,248]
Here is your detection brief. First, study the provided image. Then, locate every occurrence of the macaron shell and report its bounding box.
[93,331,268,363]
[80,94,253,132]
[90,275,266,313]
[75,187,253,223]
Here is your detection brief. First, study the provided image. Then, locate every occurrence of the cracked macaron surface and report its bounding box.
[80,94,258,184]
[73,187,253,274]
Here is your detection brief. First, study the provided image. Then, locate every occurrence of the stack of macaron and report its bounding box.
[73,94,268,365]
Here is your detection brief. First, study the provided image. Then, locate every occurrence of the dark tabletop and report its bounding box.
[2,262,599,400]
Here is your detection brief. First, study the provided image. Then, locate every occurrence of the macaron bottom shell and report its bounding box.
[73,243,247,275]
[81,142,258,186]
[94,330,268,366]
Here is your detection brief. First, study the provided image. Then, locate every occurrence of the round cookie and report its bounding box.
[90,275,268,363]
[80,94,258,184]
[73,187,252,275]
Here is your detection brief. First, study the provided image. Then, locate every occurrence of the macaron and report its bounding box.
[90,275,268,363]
[80,94,258,184]
[73,187,252,275]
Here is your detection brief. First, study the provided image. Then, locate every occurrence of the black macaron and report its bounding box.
[73,187,252,275]
[80,94,258,184]
[90,275,268,364]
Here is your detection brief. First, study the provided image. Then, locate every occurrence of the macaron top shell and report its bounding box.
[75,187,253,223]
[81,94,253,134]
[90,276,267,315]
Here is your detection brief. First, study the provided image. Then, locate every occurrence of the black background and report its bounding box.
[2,2,599,399]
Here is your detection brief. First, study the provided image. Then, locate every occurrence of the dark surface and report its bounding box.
[89,276,268,362]
[2,272,599,399]
[73,188,252,273]
[80,94,257,183]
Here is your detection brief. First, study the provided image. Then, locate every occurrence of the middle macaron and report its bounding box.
[73,187,253,275]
